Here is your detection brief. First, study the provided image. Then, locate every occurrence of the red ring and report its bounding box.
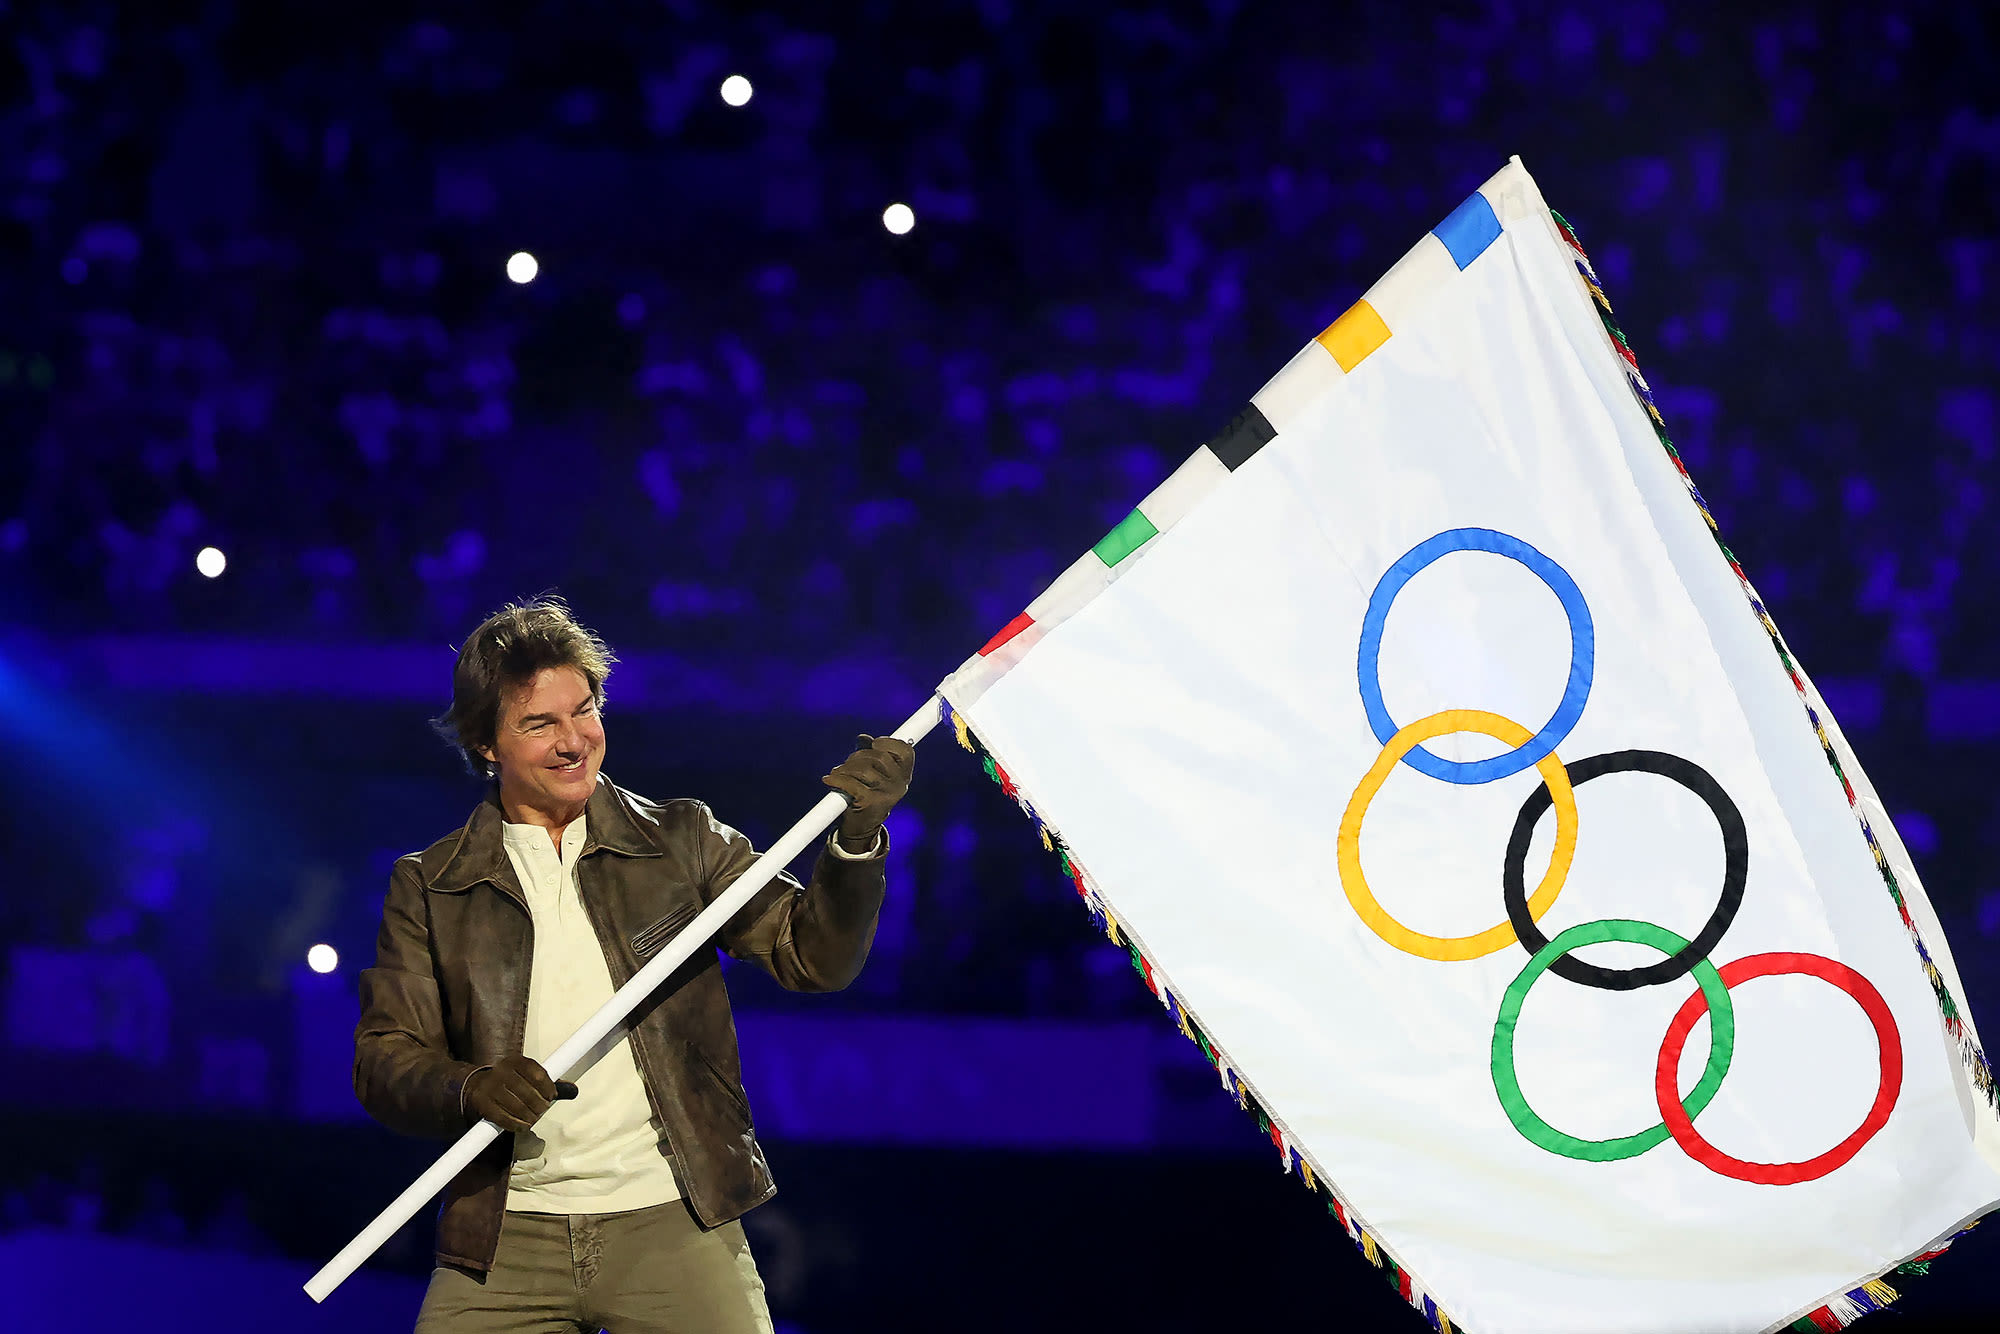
[1654,952,1902,1185]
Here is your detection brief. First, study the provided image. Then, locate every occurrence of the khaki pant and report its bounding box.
[414,1202,773,1334]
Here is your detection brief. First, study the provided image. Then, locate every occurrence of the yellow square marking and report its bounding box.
[1315,299,1392,372]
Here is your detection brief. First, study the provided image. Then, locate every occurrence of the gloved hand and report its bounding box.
[465,1054,578,1132]
[822,734,916,848]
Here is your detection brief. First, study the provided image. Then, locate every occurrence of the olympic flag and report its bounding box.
[937,158,2000,1333]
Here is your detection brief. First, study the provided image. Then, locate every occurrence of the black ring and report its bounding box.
[1501,750,1747,991]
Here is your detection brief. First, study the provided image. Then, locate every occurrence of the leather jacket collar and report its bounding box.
[423,775,662,895]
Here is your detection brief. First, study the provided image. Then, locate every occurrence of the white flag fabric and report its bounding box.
[937,158,2000,1334]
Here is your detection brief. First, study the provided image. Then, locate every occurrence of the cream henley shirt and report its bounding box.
[499,812,683,1215]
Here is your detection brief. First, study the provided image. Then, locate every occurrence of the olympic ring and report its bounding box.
[1655,952,1903,1185]
[1501,751,1748,992]
[1492,920,1734,1161]
[1356,528,1595,785]
[1338,709,1578,961]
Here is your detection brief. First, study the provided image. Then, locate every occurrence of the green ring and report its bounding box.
[1491,919,1735,1161]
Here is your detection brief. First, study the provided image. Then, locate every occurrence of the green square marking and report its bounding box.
[1091,508,1160,567]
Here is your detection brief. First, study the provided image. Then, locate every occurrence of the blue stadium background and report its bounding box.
[2,2,1997,1328]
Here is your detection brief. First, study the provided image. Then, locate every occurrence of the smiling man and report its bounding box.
[354,596,913,1333]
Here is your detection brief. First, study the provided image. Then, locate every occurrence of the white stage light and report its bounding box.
[507,251,539,284]
[720,75,753,107]
[307,943,339,974]
[882,202,915,235]
[196,546,227,578]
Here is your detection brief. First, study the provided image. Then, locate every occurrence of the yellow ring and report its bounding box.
[1338,709,1578,961]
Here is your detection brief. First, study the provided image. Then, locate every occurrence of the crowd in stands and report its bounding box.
[7,3,1990,670]
[3,1160,277,1258]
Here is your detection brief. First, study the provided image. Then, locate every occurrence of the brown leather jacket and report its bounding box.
[353,775,886,1273]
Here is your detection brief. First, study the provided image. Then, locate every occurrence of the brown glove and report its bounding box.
[465,1054,577,1132]
[822,734,916,847]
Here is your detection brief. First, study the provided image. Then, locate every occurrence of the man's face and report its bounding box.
[479,666,607,816]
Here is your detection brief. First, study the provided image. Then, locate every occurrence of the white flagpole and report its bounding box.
[304,695,944,1303]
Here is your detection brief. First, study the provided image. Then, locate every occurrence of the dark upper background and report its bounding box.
[1,1,1996,1329]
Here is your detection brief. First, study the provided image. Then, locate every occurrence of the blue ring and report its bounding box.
[1357,528,1594,785]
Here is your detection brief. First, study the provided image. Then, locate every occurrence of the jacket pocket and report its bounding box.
[629,902,698,959]
[688,1041,752,1122]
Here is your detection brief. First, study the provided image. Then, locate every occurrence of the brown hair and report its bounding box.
[432,595,617,775]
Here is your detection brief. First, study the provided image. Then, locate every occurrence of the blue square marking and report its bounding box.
[1431,191,1503,270]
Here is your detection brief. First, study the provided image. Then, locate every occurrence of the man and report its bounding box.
[354,596,914,1332]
